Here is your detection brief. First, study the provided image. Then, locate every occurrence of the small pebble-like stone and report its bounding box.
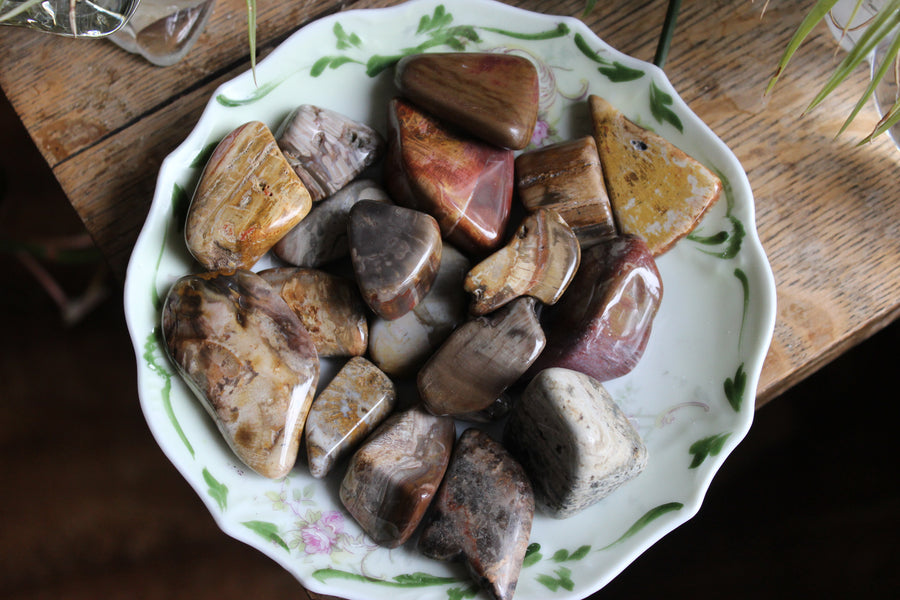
[418,428,534,600]
[504,368,647,518]
[304,357,396,478]
[272,179,390,267]
[340,407,456,548]
[589,94,722,255]
[257,267,368,357]
[464,208,580,315]
[528,235,662,382]
[186,121,312,271]
[385,97,514,255]
[276,105,384,202]
[368,245,469,377]
[395,52,539,150]
[515,136,618,248]
[349,200,442,320]
[161,269,319,479]
[418,297,545,417]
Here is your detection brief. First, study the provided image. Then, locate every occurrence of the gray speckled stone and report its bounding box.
[503,367,647,518]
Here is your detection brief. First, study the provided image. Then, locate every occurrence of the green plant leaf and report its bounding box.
[202,468,228,511]
[863,93,900,141]
[0,0,44,23]
[688,433,732,468]
[242,520,289,552]
[765,0,841,94]
[839,21,900,135]
[246,0,257,85]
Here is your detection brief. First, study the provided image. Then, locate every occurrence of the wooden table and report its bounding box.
[1,0,898,598]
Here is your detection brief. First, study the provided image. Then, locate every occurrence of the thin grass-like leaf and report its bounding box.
[838,23,900,136]
[861,94,900,142]
[765,0,841,95]
[247,0,257,85]
[0,0,44,22]
[831,0,866,54]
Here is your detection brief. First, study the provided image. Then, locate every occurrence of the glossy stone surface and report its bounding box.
[272,179,390,267]
[589,94,722,255]
[368,245,469,377]
[385,97,514,255]
[418,297,545,417]
[515,136,618,248]
[257,267,368,357]
[305,357,396,479]
[504,368,647,518]
[340,407,455,548]
[275,104,384,202]
[349,200,442,320]
[186,121,312,271]
[529,235,662,382]
[160,269,319,479]
[464,208,580,315]
[418,428,534,600]
[395,52,539,150]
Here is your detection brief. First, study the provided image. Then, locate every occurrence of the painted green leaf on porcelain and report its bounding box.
[724,363,747,412]
[601,502,684,549]
[649,81,683,132]
[535,567,574,592]
[688,433,732,468]
[523,542,543,567]
[243,520,290,552]
[313,568,460,587]
[143,329,194,458]
[203,468,228,511]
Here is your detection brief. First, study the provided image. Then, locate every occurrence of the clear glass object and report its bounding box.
[108,0,216,66]
[0,0,138,37]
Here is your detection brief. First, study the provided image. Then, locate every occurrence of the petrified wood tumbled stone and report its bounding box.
[418,297,545,417]
[395,52,539,150]
[161,269,319,479]
[529,235,662,382]
[515,136,618,248]
[504,368,647,518]
[186,121,312,271]
[304,356,396,478]
[257,267,368,357]
[464,208,581,315]
[340,407,456,548]
[276,104,384,202]
[419,428,534,600]
[273,179,390,267]
[385,97,514,255]
[349,200,442,320]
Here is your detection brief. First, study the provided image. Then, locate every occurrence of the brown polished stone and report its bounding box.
[418,297,545,417]
[418,428,534,600]
[385,97,514,255]
[395,52,539,150]
[515,136,618,248]
[348,200,442,320]
[340,407,456,548]
[464,208,581,315]
[257,267,368,357]
[185,121,312,271]
[160,269,319,479]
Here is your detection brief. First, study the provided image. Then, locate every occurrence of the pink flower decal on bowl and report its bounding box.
[300,510,344,554]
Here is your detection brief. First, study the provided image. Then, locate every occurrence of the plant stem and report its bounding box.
[654,0,682,68]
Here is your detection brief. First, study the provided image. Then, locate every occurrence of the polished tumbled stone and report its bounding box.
[186,121,312,271]
[304,357,396,479]
[276,104,384,202]
[419,428,534,600]
[273,179,390,267]
[349,200,442,320]
[528,235,662,382]
[340,406,456,548]
[368,245,469,377]
[257,267,368,357]
[464,208,581,315]
[515,135,618,248]
[418,297,545,417]
[504,368,647,518]
[385,97,514,255]
[161,269,319,479]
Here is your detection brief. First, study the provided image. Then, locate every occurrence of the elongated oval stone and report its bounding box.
[385,97,514,255]
[368,245,469,377]
[418,297,545,417]
[464,208,581,315]
[349,200,442,320]
[528,235,662,382]
[305,357,397,479]
[276,105,385,202]
[340,406,456,548]
[515,136,618,248]
[589,94,722,255]
[272,179,390,267]
[504,368,647,518]
[257,267,368,357]
[418,428,534,600]
[395,52,539,150]
[186,121,312,271]
[161,269,319,479]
